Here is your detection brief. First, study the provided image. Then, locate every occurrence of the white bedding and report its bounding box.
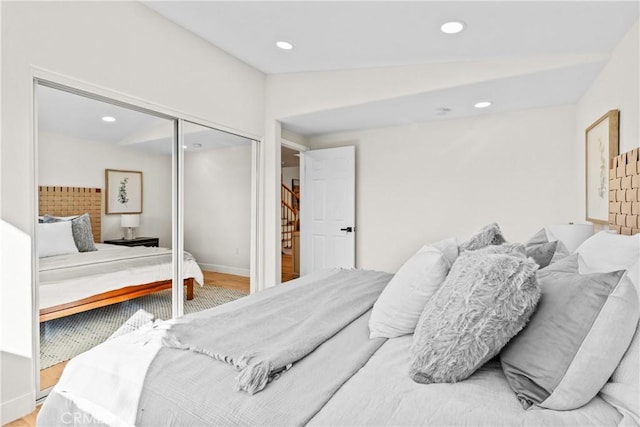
[37,271,624,427]
[309,335,622,426]
[39,243,204,309]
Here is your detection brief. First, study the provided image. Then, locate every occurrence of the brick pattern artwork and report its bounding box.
[39,186,102,242]
[609,148,640,235]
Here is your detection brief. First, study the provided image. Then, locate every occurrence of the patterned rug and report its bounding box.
[40,285,247,369]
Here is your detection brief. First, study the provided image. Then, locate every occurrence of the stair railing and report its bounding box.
[281,184,299,249]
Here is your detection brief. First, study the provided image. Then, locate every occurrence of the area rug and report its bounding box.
[40,285,247,369]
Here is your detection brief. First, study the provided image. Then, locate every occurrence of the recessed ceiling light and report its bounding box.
[441,21,465,34]
[276,40,294,50]
[474,101,492,109]
[182,145,188,149]
[101,116,116,122]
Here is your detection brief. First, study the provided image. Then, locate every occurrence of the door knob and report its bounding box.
[340,227,354,232]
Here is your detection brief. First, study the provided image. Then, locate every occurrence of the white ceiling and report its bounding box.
[144,1,638,74]
[37,85,169,144]
[144,1,639,136]
[38,85,251,154]
[281,60,608,135]
[282,145,300,167]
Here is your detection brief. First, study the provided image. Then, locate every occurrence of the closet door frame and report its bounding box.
[31,67,262,398]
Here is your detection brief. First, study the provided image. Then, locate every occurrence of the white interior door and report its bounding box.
[300,146,355,275]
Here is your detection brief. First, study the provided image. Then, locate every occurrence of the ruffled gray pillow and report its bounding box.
[409,245,540,384]
[459,223,506,251]
[43,213,97,252]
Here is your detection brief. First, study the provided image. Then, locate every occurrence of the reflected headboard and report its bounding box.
[609,148,640,235]
[38,186,102,242]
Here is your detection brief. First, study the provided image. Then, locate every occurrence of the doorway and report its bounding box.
[280,139,307,282]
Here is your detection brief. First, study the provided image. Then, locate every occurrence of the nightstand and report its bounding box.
[103,237,159,248]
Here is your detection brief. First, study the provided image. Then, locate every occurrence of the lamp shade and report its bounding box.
[545,223,594,253]
[121,214,140,228]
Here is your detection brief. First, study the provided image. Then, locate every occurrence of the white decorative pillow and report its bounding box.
[37,221,78,258]
[577,232,640,424]
[43,213,97,252]
[599,320,640,426]
[576,231,640,286]
[369,238,458,339]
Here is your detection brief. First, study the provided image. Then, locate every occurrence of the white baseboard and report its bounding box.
[199,263,250,277]
[1,391,35,425]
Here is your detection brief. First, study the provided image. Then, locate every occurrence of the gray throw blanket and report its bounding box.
[164,269,391,395]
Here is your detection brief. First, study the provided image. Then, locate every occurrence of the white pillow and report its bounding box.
[37,221,78,258]
[575,231,640,286]
[369,238,458,339]
[576,231,640,423]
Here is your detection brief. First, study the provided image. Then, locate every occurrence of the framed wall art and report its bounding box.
[105,169,143,214]
[585,110,619,224]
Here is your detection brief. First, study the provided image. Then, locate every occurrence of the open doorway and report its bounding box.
[280,140,306,282]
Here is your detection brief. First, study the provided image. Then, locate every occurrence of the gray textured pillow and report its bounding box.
[409,246,540,384]
[43,213,97,252]
[459,222,506,251]
[525,228,569,268]
[500,254,639,410]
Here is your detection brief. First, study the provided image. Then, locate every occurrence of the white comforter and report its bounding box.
[37,270,624,427]
[39,243,204,309]
[309,335,622,426]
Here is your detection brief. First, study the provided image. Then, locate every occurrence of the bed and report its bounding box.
[37,150,640,426]
[38,186,203,322]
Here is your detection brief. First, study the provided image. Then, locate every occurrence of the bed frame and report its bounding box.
[609,148,640,235]
[38,186,194,323]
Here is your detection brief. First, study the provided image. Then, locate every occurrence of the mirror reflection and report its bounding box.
[36,85,252,392]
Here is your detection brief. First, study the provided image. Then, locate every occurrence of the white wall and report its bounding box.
[184,145,252,276]
[0,222,33,425]
[38,132,173,245]
[262,53,608,288]
[1,1,264,421]
[309,105,580,273]
[282,167,300,191]
[576,20,639,222]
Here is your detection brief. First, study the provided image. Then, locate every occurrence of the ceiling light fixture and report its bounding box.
[474,101,492,109]
[440,21,465,34]
[276,40,294,50]
[101,116,116,122]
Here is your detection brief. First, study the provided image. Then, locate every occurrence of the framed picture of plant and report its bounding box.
[105,169,143,214]
[585,110,619,224]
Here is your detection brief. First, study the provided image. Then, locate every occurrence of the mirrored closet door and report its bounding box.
[34,80,258,397]
[36,83,177,392]
[182,121,254,313]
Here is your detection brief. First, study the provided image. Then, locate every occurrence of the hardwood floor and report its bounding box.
[282,253,299,282]
[203,270,250,293]
[40,361,68,391]
[5,405,40,427]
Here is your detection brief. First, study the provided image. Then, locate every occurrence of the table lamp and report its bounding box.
[121,214,140,240]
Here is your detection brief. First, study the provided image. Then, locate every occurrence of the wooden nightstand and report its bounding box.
[103,237,159,248]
